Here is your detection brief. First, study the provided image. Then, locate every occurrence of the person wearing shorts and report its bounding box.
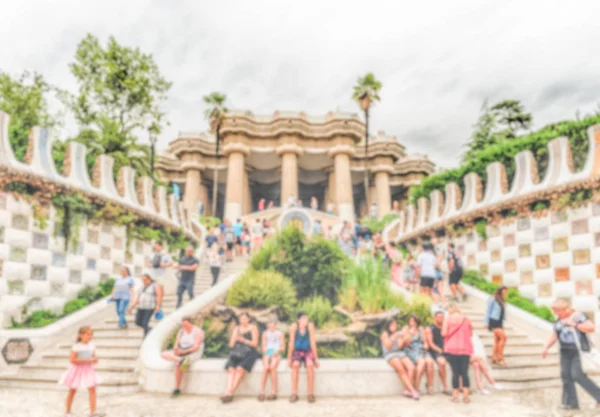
[259,320,285,401]
[424,310,450,394]
[160,317,204,398]
[380,319,419,400]
[416,243,437,297]
[287,312,319,403]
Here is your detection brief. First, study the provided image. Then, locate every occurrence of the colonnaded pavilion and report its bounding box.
[156,110,434,222]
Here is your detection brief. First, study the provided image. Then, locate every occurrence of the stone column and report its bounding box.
[329,145,355,222]
[277,144,303,205]
[224,144,250,221]
[182,162,203,216]
[200,184,210,216]
[242,168,252,215]
[374,169,392,218]
[327,170,336,210]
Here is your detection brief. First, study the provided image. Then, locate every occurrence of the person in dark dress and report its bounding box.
[424,310,450,393]
[221,313,260,403]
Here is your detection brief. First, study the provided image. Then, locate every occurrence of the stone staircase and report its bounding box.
[459,298,561,390]
[0,257,248,393]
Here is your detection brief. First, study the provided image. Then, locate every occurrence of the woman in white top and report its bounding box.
[259,319,285,401]
[415,243,437,297]
[160,317,204,398]
[208,243,221,286]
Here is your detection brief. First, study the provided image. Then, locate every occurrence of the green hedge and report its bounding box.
[462,270,554,322]
[10,279,115,328]
[410,115,600,204]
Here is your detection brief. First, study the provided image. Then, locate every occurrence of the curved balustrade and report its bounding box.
[0,110,202,241]
[384,125,600,243]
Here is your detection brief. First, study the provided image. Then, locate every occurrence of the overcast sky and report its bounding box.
[2,0,600,168]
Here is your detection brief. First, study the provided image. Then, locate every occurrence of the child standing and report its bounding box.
[259,319,286,401]
[59,326,104,417]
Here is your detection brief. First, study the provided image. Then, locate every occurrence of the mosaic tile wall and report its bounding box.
[0,192,154,326]
[450,203,600,324]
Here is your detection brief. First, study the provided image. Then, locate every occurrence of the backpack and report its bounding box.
[451,251,463,276]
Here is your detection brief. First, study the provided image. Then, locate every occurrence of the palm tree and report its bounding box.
[203,92,228,217]
[352,73,382,211]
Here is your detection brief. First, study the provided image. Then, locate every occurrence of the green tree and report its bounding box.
[352,73,382,210]
[0,71,60,162]
[462,99,532,163]
[203,92,228,216]
[65,34,171,176]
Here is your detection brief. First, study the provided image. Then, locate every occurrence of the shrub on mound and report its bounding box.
[226,269,297,319]
[297,296,334,327]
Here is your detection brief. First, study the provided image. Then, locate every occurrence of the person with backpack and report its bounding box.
[543,298,600,411]
[128,274,163,337]
[447,243,466,302]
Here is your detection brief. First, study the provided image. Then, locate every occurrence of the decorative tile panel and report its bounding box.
[10,247,26,262]
[572,219,589,235]
[69,270,82,284]
[467,232,475,242]
[50,282,64,296]
[596,233,600,248]
[488,226,500,238]
[538,283,552,297]
[54,224,65,237]
[517,217,531,231]
[32,233,49,250]
[125,253,133,264]
[70,243,84,255]
[87,230,99,244]
[553,237,569,253]
[101,224,112,233]
[0,259,4,277]
[100,247,111,260]
[491,250,501,262]
[8,280,24,295]
[11,214,29,231]
[134,266,142,276]
[552,210,568,224]
[504,233,515,247]
[31,265,47,281]
[576,280,593,296]
[0,226,4,243]
[534,227,549,241]
[0,192,6,209]
[100,273,110,282]
[594,203,600,216]
[87,258,96,270]
[52,252,66,267]
[519,244,531,258]
[555,267,570,282]
[113,262,121,274]
[114,237,123,250]
[573,249,590,265]
[536,254,550,269]
[505,259,517,273]
[136,241,144,254]
[457,245,465,254]
[492,275,503,285]
[521,270,533,284]
[478,240,487,251]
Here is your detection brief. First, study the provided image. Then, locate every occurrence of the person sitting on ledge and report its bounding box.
[160,317,204,398]
[380,319,419,400]
[221,312,260,404]
[288,311,319,403]
[259,318,286,401]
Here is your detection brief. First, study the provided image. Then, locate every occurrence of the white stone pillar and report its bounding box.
[374,168,392,218]
[277,144,303,205]
[224,144,250,222]
[329,145,355,222]
[182,162,203,216]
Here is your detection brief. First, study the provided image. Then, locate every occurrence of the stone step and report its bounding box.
[18,365,135,380]
[485,345,554,357]
[496,378,562,391]
[54,346,140,357]
[492,366,560,382]
[91,329,145,338]
[59,338,143,348]
[0,375,139,393]
[41,355,138,368]
[477,330,525,340]
[90,334,145,343]
[488,355,559,369]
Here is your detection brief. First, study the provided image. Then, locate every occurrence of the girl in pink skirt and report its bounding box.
[59,326,104,417]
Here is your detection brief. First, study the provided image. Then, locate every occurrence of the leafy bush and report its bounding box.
[251,227,349,303]
[199,215,221,229]
[11,310,59,329]
[226,269,297,319]
[462,270,554,321]
[360,212,399,233]
[409,115,600,204]
[297,296,333,327]
[63,299,89,315]
[475,219,487,240]
[202,316,230,358]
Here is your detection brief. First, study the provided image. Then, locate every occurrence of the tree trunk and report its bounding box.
[211,125,220,217]
[363,109,370,214]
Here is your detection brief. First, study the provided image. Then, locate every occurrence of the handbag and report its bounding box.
[154,309,164,320]
[229,341,252,360]
[570,326,600,373]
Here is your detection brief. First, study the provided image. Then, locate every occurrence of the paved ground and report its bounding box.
[2,388,600,417]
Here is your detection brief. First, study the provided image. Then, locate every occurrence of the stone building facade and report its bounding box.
[157,111,434,222]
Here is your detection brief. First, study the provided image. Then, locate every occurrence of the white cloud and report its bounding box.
[1,0,600,167]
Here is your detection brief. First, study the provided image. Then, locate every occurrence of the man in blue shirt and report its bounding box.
[232,219,243,256]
